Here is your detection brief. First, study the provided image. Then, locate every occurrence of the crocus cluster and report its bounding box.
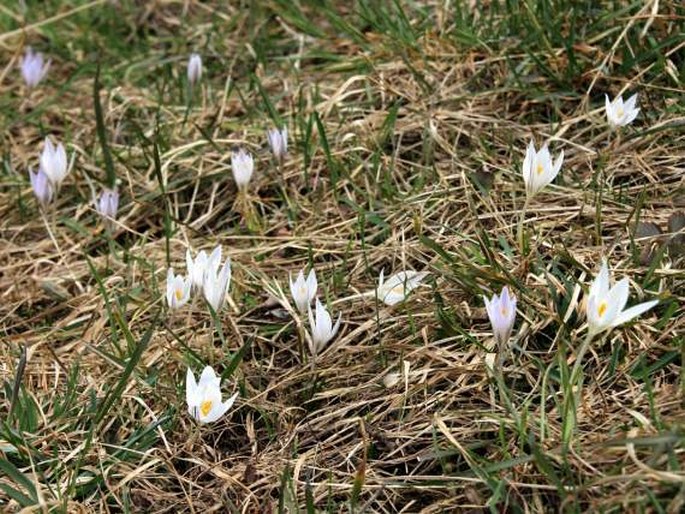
[29,137,69,207]
[286,266,431,357]
[288,267,341,356]
[483,259,657,351]
[167,246,232,313]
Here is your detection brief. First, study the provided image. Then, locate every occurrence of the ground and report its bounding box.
[1,1,684,513]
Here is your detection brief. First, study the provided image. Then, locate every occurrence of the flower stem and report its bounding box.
[562,329,596,452]
[517,196,530,254]
[570,329,595,387]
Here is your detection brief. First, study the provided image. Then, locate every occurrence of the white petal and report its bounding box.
[198,365,219,388]
[186,368,198,407]
[607,278,630,318]
[589,260,610,299]
[625,93,638,111]
[306,269,317,298]
[201,392,236,423]
[612,300,658,328]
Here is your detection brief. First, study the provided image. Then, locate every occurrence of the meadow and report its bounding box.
[1,1,684,512]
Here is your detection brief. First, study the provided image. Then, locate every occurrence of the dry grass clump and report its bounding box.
[1,1,683,513]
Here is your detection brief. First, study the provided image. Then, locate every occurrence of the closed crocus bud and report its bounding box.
[376,269,429,306]
[96,188,119,221]
[266,126,288,161]
[483,286,517,347]
[289,267,317,314]
[40,137,68,186]
[186,366,238,424]
[231,148,254,190]
[20,47,50,88]
[605,93,639,128]
[202,246,231,313]
[586,260,658,337]
[166,268,191,310]
[29,167,53,206]
[522,139,563,198]
[187,53,202,85]
[186,248,210,292]
[307,298,341,356]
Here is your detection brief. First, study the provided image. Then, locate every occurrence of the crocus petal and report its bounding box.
[624,93,638,111]
[186,368,199,406]
[611,300,658,328]
[203,391,239,423]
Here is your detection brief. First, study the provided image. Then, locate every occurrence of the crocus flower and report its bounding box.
[20,47,50,88]
[307,298,341,356]
[376,269,429,306]
[231,148,254,190]
[266,126,288,161]
[186,365,238,424]
[202,247,231,312]
[586,260,658,336]
[29,167,53,206]
[483,286,517,347]
[186,248,210,291]
[289,267,317,314]
[96,188,119,221]
[40,137,68,186]
[166,268,191,309]
[605,93,639,128]
[187,53,202,85]
[522,140,564,198]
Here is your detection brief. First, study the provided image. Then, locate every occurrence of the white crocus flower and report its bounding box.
[186,366,238,424]
[202,247,231,313]
[586,260,658,336]
[40,137,68,186]
[187,53,202,85]
[289,268,317,314]
[522,140,564,198]
[231,148,254,190]
[605,93,639,128]
[266,126,288,161]
[376,269,429,306]
[483,286,517,346]
[166,268,191,309]
[307,298,341,356]
[186,248,211,291]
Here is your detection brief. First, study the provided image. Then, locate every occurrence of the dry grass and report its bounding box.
[1,1,684,512]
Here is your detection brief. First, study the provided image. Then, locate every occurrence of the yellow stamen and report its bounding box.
[500,306,508,317]
[597,301,607,318]
[616,107,624,118]
[536,162,544,175]
[175,288,183,301]
[390,284,405,296]
[200,400,213,417]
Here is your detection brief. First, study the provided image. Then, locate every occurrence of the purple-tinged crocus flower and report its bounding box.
[96,188,119,221]
[187,53,202,85]
[266,126,288,161]
[20,47,50,88]
[29,167,53,206]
